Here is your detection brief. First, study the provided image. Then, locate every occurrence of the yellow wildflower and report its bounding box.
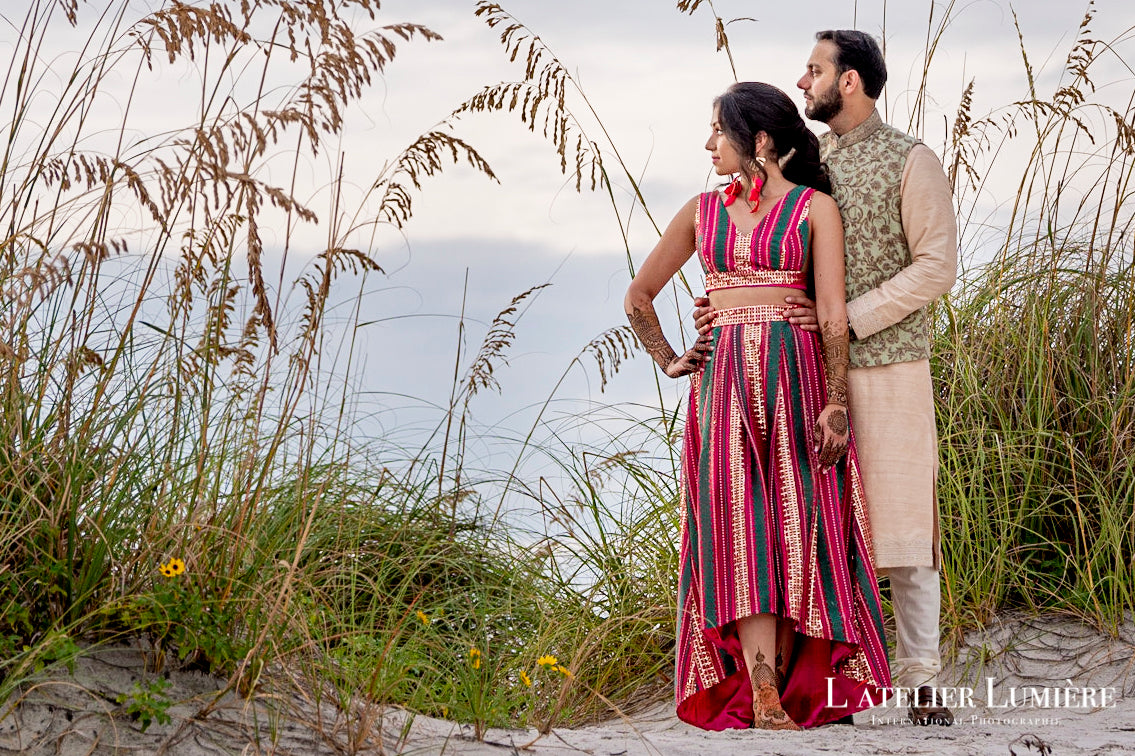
[554,665,573,678]
[536,654,557,670]
[519,670,532,687]
[469,647,482,670]
[159,558,185,578]
[416,610,429,625]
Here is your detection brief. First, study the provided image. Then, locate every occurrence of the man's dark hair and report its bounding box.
[815,30,887,99]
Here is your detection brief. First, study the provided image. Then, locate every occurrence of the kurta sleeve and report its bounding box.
[845,144,958,340]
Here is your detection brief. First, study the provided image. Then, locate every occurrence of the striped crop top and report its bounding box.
[694,184,814,292]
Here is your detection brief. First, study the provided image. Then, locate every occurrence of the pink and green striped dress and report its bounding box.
[675,186,891,729]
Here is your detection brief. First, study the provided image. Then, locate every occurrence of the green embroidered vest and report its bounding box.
[820,111,928,367]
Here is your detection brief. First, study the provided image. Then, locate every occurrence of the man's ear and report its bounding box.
[841,69,861,96]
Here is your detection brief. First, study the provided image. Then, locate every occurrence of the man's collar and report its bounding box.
[829,109,883,150]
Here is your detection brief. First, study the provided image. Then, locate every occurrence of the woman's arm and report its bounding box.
[808,192,851,468]
[625,196,707,378]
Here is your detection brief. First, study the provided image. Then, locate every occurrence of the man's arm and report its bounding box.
[845,144,958,340]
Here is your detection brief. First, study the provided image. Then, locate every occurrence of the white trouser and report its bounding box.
[880,565,942,689]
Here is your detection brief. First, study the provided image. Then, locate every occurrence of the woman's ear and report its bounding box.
[754,131,770,157]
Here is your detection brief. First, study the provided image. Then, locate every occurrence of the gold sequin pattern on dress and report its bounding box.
[841,649,874,683]
[849,461,877,563]
[727,371,752,615]
[744,330,768,439]
[688,605,720,694]
[712,305,785,327]
[773,386,806,619]
[706,268,807,291]
[803,514,824,638]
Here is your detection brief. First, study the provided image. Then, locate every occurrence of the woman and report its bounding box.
[624,82,890,730]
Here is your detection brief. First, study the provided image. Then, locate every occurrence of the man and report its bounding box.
[693,29,958,725]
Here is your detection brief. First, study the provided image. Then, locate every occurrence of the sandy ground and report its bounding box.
[1,613,1133,755]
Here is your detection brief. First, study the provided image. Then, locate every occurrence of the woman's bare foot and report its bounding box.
[750,653,801,731]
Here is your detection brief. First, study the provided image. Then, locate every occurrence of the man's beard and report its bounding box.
[805,81,843,123]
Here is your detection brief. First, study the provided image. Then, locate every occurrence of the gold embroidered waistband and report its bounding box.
[711,305,788,326]
[705,269,806,292]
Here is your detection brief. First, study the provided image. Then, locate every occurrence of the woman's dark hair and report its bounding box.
[713,82,831,194]
[815,29,888,99]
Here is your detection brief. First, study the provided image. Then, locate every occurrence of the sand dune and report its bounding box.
[2,613,1132,755]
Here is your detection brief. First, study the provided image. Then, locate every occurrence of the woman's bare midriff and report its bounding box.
[708,286,803,310]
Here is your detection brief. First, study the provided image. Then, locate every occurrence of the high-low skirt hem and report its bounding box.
[674,305,891,730]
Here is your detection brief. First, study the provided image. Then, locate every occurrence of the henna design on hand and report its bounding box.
[628,305,678,371]
[826,407,848,436]
[820,319,850,407]
[815,406,849,468]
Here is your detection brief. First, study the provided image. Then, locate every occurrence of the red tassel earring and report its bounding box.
[747,175,764,212]
[723,177,744,207]
[748,156,767,214]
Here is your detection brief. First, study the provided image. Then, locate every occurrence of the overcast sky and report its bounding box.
[15,1,1135,475]
[328,0,1134,466]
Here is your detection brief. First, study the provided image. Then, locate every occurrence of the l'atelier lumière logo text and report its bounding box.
[827,677,1119,713]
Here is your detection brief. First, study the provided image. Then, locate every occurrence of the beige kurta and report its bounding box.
[848,359,940,568]
[824,115,958,569]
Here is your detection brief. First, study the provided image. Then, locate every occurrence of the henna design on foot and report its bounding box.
[751,650,777,686]
[750,650,801,731]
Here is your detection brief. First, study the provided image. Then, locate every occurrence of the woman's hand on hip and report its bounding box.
[664,331,713,378]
